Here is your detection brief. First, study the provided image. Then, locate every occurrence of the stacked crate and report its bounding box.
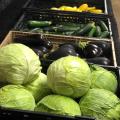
[0,0,120,120]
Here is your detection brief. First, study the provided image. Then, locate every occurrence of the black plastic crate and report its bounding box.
[0,31,119,120]
[23,0,109,16]
[0,65,119,120]
[13,11,112,40]
[0,107,95,120]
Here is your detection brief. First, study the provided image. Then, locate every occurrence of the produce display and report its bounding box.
[14,36,113,69]
[0,0,119,119]
[22,20,110,39]
[0,43,119,120]
[51,4,103,14]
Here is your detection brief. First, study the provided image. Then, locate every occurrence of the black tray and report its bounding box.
[0,65,119,120]
[13,11,112,40]
[23,0,110,16]
[0,107,95,120]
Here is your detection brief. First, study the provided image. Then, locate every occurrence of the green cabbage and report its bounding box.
[90,65,118,93]
[0,85,36,110]
[0,43,41,85]
[35,95,81,116]
[107,104,120,119]
[47,56,91,98]
[79,88,120,120]
[25,73,52,102]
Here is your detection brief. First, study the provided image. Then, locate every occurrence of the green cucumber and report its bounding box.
[95,26,102,37]
[63,31,75,36]
[80,24,85,29]
[60,23,81,27]
[43,26,58,32]
[73,22,95,36]
[99,31,110,38]
[99,20,108,31]
[88,26,96,37]
[27,20,52,28]
[30,28,43,33]
[56,25,80,32]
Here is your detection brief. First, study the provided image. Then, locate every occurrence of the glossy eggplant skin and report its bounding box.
[59,43,85,58]
[39,46,49,54]
[42,40,53,50]
[32,48,44,58]
[14,35,53,50]
[14,35,42,47]
[86,57,111,66]
[90,41,111,57]
[46,46,78,60]
[59,44,75,50]
[83,44,103,58]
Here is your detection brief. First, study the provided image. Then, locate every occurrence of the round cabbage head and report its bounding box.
[47,56,91,98]
[35,95,81,116]
[79,88,120,120]
[0,43,41,84]
[25,73,52,102]
[90,65,118,93]
[0,85,36,110]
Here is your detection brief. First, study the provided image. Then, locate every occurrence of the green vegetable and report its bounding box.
[88,26,96,37]
[56,25,80,32]
[47,56,91,98]
[90,65,118,93]
[62,31,75,36]
[25,73,52,102]
[0,85,36,110]
[80,24,85,29]
[95,26,102,37]
[73,22,95,36]
[35,95,81,116]
[0,43,41,85]
[99,31,110,38]
[60,23,81,27]
[107,104,120,119]
[99,20,108,31]
[27,20,52,28]
[79,88,120,120]
[30,28,43,33]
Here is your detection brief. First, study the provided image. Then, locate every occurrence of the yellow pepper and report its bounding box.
[89,9,103,14]
[76,9,82,12]
[78,4,88,11]
[87,7,96,11]
[51,7,59,10]
[59,6,68,10]
[63,6,77,11]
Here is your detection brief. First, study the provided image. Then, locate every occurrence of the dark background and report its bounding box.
[0,0,26,42]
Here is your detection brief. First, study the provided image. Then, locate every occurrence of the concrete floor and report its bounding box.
[112,0,120,38]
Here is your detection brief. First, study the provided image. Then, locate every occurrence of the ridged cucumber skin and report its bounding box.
[99,20,108,31]
[73,22,95,36]
[99,31,110,38]
[88,26,96,37]
[27,21,52,27]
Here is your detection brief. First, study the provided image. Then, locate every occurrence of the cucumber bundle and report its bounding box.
[26,20,110,38]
